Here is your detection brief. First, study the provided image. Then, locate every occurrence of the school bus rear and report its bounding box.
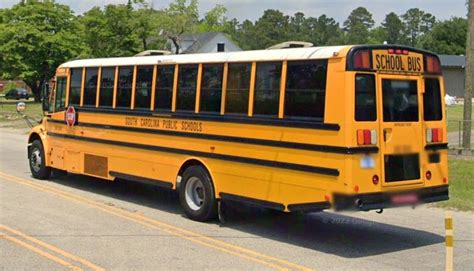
[334,45,449,211]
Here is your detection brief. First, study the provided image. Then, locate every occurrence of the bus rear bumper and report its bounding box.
[333,185,449,211]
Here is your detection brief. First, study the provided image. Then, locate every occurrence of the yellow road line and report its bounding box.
[0,172,314,271]
[0,231,80,270]
[0,224,104,271]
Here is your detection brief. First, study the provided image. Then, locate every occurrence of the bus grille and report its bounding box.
[384,154,420,182]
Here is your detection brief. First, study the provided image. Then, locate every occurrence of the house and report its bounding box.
[439,55,466,97]
[170,32,242,54]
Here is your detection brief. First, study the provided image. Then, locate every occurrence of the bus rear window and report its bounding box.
[423,79,442,121]
[382,79,419,122]
[355,74,376,121]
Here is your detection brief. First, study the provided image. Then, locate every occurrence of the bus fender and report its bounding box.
[27,124,50,166]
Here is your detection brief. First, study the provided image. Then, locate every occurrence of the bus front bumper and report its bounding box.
[333,185,449,211]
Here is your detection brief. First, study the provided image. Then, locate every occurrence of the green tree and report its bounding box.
[304,15,343,45]
[381,12,405,44]
[401,8,436,47]
[198,4,228,32]
[0,0,84,101]
[343,7,375,44]
[250,9,290,49]
[419,17,467,54]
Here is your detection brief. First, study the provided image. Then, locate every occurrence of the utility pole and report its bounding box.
[463,0,473,150]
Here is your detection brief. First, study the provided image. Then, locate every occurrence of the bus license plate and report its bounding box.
[391,194,419,205]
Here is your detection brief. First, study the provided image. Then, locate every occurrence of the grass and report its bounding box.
[446,105,469,133]
[435,160,474,212]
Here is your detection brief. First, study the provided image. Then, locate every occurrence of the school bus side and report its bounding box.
[26,45,449,221]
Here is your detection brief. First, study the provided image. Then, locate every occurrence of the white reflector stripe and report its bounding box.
[427,128,432,143]
[370,129,377,145]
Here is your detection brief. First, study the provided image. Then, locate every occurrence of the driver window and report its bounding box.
[55,77,67,111]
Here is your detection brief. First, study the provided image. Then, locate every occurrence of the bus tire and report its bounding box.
[29,139,51,180]
[179,165,217,222]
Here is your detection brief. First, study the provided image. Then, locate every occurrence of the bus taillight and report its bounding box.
[353,50,371,69]
[426,128,443,143]
[425,55,442,74]
[357,129,377,145]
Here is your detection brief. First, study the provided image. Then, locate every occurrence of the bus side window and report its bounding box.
[423,78,442,121]
[83,67,99,107]
[285,60,328,120]
[226,63,251,115]
[99,67,115,107]
[253,62,282,117]
[134,66,154,110]
[54,77,67,111]
[176,64,199,111]
[69,68,82,106]
[116,66,134,109]
[355,74,377,121]
[155,65,174,111]
[200,64,224,113]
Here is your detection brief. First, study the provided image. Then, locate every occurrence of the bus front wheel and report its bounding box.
[29,140,51,180]
[179,165,217,222]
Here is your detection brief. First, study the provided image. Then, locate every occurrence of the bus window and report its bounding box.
[83,67,98,107]
[254,62,282,117]
[200,64,224,113]
[424,78,442,121]
[54,77,67,111]
[99,67,115,107]
[116,66,134,108]
[226,63,251,114]
[382,79,418,122]
[135,66,154,110]
[355,74,376,121]
[69,68,82,106]
[176,65,198,111]
[155,65,174,111]
[285,60,328,120]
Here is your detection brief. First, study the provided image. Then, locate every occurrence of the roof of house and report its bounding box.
[180,32,223,53]
[439,55,466,67]
[60,45,350,68]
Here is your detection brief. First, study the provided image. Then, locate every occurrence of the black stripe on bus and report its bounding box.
[109,171,173,189]
[425,143,449,151]
[47,119,379,155]
[219,193,286,211]
[287,202,331,212]
[74,107,341,131]
[48,132,340,177]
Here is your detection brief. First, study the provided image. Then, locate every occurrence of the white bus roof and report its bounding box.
[59,45,351,68]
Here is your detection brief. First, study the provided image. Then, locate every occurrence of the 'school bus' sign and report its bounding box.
[372,49,424,73]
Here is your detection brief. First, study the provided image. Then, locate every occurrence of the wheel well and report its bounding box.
[28,133,41,144]
[177,159,213,190]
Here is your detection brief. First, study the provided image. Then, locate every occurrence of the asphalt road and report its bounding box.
[1,128,473,270]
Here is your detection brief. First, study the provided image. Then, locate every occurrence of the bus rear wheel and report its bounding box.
[179,165,217,222]
[29,139,51,180]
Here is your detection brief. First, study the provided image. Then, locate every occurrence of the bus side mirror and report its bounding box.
[41,83,50,112]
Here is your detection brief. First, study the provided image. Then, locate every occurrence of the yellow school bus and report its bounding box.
[26,45,449,221]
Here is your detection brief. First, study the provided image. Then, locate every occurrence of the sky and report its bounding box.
[0,0,468,24]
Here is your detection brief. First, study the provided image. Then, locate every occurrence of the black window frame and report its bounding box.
[116,66,134,109]
[54,76,67,111]
[134,65,154,110]
[176,64,199,112]
[155,65,175,112]
[99,67,115,108]
[68,68,82,106]
[423,78,443,121]
[355,73,377,121]
[253,62,282,118]
[200,64,224,114]
[83,67,99,107]
[225,62,252,115]
[284,59,328,121]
